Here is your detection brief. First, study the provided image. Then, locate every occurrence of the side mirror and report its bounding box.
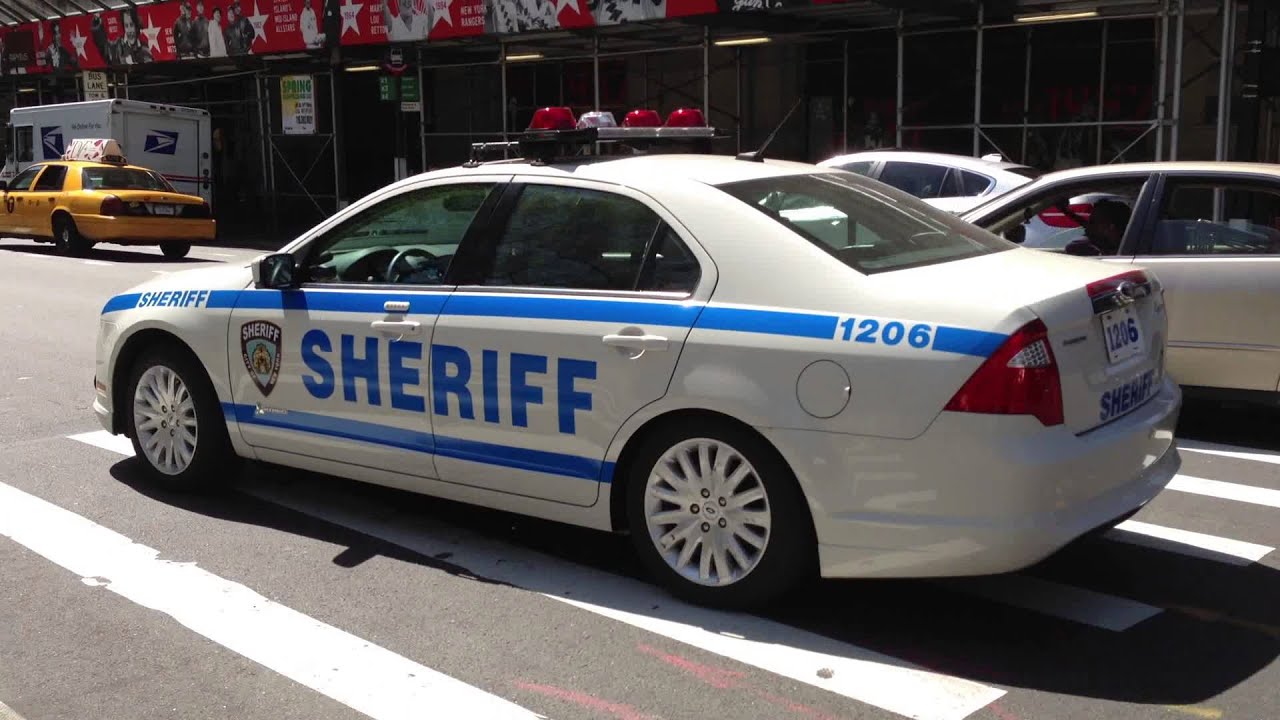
[252,253,297,289]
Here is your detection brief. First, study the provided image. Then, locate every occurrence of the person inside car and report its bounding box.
[1064,199,1131,256]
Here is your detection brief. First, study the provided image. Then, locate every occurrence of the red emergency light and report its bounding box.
[528,106,577,131]
[665,108,706,127]
[622,109,662,127]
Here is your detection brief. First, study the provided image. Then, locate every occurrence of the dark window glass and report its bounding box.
[81,167,172,192]
[877,162,949,199]
[302,183,495,285]
[8,165,42,192]
[837,161,875,176]
[717,172,1012,275]
[959,170,994,196]
[482,184,699,293]
[1150,183,1280,256]
[14,127,33,164]
[33,164,68,192]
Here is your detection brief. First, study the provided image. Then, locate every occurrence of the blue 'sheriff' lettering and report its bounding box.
[135,289,210,309]
[1099,369,1156,422]
[300,332,597,435]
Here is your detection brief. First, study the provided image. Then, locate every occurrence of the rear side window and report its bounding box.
[1149,181,1280,255]
[877,162,949,198]
[81,167,173,192]
[958,170,994,196]
[836,160,874,176]
[717,172,1012,275]
[479,184,699,293]
[33,164,68,191]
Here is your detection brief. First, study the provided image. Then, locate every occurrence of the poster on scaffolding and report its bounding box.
[280,74,316,135]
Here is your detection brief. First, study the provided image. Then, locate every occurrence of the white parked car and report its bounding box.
[818,150,1040,213]
[92,110,1181,609]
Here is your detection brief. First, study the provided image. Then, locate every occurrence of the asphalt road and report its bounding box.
[1,238,1277,720]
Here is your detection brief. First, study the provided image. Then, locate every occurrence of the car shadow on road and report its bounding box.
[0,242,216,264]
[107,454,1278,712]
[1175,395,1280,452]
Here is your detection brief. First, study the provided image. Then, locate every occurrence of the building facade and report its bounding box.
[2,0,1276,239]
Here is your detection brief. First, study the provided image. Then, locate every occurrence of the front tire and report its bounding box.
[161,242,191,259]
[625,419,816,609]
[125,344,234,492]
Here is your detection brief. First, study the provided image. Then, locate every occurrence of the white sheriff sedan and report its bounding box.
[93,109,1182,608]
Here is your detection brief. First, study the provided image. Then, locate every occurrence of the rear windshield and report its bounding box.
[715,171,1013,275]
[81,167,173,192]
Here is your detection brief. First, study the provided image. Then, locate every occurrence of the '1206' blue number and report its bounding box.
[838,317,933,348]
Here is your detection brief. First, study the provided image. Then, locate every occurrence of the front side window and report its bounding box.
[876,161,949,199]
[976,178,1149,253]
[82,167,172,192]
[1147,181,1280,256]
[301,182,496,285]
[7,165,43,192]
[479,184,699,293]
[33,164,68,192]
[13,127,33,164]
[717,172,1012,275]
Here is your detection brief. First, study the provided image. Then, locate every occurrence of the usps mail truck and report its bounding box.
[7,99,212,205]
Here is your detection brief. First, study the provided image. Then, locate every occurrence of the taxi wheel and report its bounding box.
[161,242,191,260]
[125,345,234,493]
[624,420,815,610]
[54,217,91,257]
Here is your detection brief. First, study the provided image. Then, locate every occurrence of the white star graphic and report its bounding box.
[70,25,89,60]
[248,1,269,45]
[140,13,162,54]
[430,0,452,28]
[555,0,577,17]
[340,0,364,36]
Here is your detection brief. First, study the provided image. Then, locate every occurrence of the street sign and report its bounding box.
[83,71,108,101]
[379,75,398,102]
[400,75,419,103]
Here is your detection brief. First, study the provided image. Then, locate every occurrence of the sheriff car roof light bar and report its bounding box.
[468,106,726,165]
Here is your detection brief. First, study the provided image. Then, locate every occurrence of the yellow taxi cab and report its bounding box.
[0,138,215,259]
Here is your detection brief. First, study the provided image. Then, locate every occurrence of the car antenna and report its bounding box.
[736,96,803,163]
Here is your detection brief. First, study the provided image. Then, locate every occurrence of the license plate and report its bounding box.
[1101,306,1144,364]
[152,204,176,216]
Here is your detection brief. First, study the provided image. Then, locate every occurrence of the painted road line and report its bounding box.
[65,431,1006,720]
[1110,520,1274,566]
[208,252,235,258]
[936,575,1161,632]
[1169,474,1280,510]
[1177,440,1280,467]
[0,700,28,720]
[68,431,135,457]
[241,480,1007,720]
[82,259,112,267]
[0,480,540,720]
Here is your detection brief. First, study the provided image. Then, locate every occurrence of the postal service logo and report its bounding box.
[241,320,283,396]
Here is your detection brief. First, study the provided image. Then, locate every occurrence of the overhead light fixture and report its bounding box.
[504,53,543,62]
[713,36,771,47]
[1014,9,1099,23]
[344,64,380,72]
[18,87,36,93]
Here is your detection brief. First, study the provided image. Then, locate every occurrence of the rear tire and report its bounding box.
[54,217,91,257]
[624,418,816,610]
[161,242,191,260]
[124,344,235,493]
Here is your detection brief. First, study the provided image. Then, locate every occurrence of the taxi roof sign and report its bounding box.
[62,138,128,165]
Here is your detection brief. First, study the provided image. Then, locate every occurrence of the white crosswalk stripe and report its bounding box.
[55,429,1280,720]
[1177,439,1280,467]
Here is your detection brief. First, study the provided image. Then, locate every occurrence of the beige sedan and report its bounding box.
[963,161,1280,405]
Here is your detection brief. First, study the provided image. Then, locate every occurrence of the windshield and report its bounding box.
[81,167,174,192]
[715,171,1014,275]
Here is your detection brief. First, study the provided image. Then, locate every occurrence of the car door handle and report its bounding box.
[371,320,421,336]
[602,333,669,351]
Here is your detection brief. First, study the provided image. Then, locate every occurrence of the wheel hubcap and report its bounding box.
[643,438,772,587]
[132,365,198,476]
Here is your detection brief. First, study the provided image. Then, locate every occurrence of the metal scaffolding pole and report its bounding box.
[1215,0,1234,161]
[417,47,426,172]
[1022,28,1032,163]
[973,2,984,156]
[593,35,600,112]
[1156,0,1170,160]
[702,27,710,118]
[842,39,848,153]
[896,11,904,147]
[737,49,744,154]
[1097,19,1108,164]
[500,44,508,140]
[1171,0,1185,159]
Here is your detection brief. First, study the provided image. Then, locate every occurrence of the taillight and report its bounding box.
[944,318,1064,426]
[99,194,127,216]
[1038,202,1093,228]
